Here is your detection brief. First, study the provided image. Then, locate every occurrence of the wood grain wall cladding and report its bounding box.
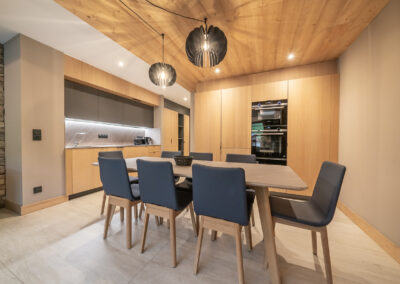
[64,55,160,106]
[0,43,4,207]
[55,0,388,92]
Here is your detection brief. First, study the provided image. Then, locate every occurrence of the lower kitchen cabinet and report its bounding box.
[65,145,161,196]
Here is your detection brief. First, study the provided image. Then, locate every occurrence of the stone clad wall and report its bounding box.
[0,44,4,207]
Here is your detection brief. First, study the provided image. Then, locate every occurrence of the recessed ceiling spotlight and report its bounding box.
[118,61,124,67]
[215,68,221,74]
[287,53,295,60]
[184,97,188,101]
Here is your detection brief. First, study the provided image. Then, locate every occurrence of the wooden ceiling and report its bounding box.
[55,0,389,92]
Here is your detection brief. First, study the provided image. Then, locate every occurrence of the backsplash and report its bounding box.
[65,118,160,148]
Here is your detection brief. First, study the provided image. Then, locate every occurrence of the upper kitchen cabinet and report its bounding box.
[194,90,221,161]
[162,108,179,151]
[221,86,252,151]
[288,74,339,196]
[252,81,288,102]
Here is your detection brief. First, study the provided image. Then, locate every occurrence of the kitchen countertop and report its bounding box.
[65,144,161,149]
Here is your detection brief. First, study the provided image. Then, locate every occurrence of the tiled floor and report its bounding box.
[0,191,399,283]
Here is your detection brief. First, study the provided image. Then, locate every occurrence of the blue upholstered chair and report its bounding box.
[161,151,182,158]
[269,161,346,284]
[192,164,255,284]
[189,152,213,161]
[98,157,141,249]
[137,159,197,268]
[225,153,257,164]
[98,151,139,215]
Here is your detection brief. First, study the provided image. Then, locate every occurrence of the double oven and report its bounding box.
[251,100,288,165]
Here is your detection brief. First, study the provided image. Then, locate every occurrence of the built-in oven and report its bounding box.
[252,100,287,125]
[251,124,287,165]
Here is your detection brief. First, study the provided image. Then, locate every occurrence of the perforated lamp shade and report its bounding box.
[148,62,176,88]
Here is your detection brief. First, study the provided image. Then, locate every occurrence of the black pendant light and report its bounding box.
[149,34,176,88]
[186,18,227,68]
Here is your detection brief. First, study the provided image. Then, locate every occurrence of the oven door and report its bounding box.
[251,132,287,165]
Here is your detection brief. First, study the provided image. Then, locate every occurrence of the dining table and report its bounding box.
[96,156,307,284]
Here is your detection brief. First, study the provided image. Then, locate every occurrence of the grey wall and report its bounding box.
[339,0,400,245]
[65,80,154,128]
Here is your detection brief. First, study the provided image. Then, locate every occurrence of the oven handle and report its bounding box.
[253,133,285,136]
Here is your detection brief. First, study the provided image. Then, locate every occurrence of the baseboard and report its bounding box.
[5,195,68,215]
[338,201,400,264]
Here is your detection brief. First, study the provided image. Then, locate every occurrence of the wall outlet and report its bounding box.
[98,134,108,139]
[32,129,41,141]
[33,186,42,194]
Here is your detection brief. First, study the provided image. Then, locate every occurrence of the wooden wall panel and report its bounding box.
[162,108,179,151]
[64,55,160,106]
[252,81,288,102]
[184,115,190,156]
[194,90,221,161]
[221,86,252,149]
[287,74,339,195]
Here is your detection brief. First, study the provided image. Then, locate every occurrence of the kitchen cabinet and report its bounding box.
[183,115,190,156]
[251,81,288,102]
[65,145,161,196]
[221,86,252,150]
[194,90,221,161]
[162,108,179,151]
[287,74,339,196]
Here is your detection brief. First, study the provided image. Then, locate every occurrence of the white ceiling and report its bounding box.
[0,0,191,108]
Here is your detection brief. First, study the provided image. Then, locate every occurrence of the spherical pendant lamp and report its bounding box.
[185,19,227,68]
[149,34,177,88]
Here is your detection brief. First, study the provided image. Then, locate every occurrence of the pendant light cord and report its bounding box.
[144,0,206,24]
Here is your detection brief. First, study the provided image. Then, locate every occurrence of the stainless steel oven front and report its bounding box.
[251,126,287,165]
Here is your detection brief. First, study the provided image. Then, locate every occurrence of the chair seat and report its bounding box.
[176,179,192,191]
[269,195,326,227]
[269,191,311,201]
[130,184,141,200]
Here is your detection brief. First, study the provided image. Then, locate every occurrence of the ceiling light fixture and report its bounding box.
[183,97,188,101]
[119,0,176,88]
[144,0,228,68]
[288,53,295,60]
[215,68,221,74]
[118,61,124,67]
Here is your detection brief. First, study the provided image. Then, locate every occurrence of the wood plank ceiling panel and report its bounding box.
[54,0,389,92]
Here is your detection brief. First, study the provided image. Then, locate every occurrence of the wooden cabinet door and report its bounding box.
[288,74,339,196]
[194,90,221,161]
[183,115,190,156]
[252,81,288,102]
[221,86,252,150]
[162,108,179,151]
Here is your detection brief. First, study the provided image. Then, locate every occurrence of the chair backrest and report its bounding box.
[225,153,257,164]
[98,157,134,200]
[189,152,213,161]
[161,151,182,158]
[136,159,179,210]
[98,151,124,158]
[192,164,250,226]
[311,161,346,225]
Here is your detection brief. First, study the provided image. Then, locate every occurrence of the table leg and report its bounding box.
[255,186,280,284]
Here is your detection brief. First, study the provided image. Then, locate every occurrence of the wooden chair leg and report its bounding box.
[160,217,164,225]
[244,225,252,252]
[103,203,113,239]
[321,227,333,284]
[189,203,198,236]
[100,192,107,215]
[139,202,144,219]
[133,205,138,221]
[169,210,177,267]
[196,214,199,233]
[312,231,318,255]
[211,230,217,241]
[126,205,132,249]
[194,216,204,275]
[251,209,255,227]
[120,207,124,222]
[234,224,245,284]
[141,212,150,253]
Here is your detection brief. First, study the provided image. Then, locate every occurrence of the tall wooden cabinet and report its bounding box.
[194,90,222,160]
[287,74,339,195]
[162,108,179,151]
[183,115,190,155]
[252,81,288,102]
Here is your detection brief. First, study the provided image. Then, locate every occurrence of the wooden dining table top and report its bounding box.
[120,157,307,191]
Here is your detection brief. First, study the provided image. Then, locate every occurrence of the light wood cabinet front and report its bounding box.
[194,90,221,161]
[288,74,339,196]
[252,81,288,102]
[221,86,252,150]
[183,115,190,156]
[162,108,179,151]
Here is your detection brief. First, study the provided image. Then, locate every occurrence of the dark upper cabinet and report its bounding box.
[65,80,154,127]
